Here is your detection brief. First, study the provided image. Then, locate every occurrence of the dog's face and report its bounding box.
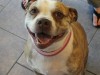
[25,0,77,49]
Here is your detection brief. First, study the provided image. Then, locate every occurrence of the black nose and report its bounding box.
[37,18,51,28]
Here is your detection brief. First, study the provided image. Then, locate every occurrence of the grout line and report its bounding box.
[6,52,24,75]
[17,62,34,72]
[0,27,26,41]
[86,70,97,75]
[0,0,12,13]
[88,28,98,45]
[0,5,4,7]
[0,0,27,41]
[0,5,4,13]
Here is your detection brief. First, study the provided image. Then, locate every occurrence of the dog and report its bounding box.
[23,0,88,75]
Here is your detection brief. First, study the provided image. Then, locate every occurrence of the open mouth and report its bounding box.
[27,27,65,49]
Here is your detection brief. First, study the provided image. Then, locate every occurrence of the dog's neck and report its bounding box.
[31,28,72,57]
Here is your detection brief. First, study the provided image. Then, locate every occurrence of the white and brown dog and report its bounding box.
[23,0,88,75]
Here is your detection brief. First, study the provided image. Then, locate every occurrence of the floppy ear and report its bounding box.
[21,0,37,10]
[69,8,78,23]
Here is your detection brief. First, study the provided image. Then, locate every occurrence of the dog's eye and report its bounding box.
[30,7,39,15]
[54,11,64,19]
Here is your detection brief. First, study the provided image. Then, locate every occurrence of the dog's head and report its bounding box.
[25,0,78,49]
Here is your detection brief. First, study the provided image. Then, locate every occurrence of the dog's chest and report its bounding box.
[28,43,73,75]
[29,51,69,75]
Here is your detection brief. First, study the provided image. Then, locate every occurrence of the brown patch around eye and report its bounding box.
[52,10,65,23]
[52,2,69,22]
[53,10,64,20]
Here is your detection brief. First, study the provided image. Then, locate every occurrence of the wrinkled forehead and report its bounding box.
[29,0,69,15]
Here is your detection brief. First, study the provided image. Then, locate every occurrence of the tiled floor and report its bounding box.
[0,0,99,75]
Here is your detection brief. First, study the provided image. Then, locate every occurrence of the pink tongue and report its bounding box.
[36,33,52,43]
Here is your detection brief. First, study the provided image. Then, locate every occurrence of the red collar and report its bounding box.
[36,32,72,57]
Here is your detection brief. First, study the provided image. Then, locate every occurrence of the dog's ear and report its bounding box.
[69,8,78,23]
[22,0,37,10]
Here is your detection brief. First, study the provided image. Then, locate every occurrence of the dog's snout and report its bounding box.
[37,18,51,28]
[35,18,52,33]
